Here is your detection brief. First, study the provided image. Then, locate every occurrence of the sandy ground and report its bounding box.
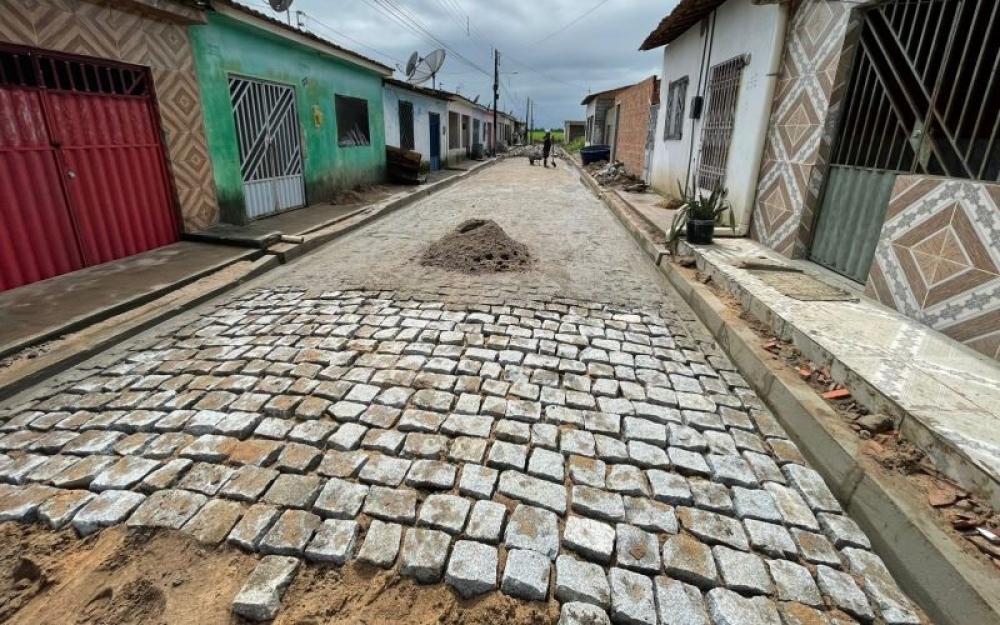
[0,523,559,624]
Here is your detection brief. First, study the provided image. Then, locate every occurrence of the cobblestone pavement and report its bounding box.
[0,161,921,624]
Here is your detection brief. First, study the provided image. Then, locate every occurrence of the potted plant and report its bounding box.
[667,182,733,245]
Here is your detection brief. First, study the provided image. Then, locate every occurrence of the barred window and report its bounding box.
[664,76,688,140]
[336,95,371,147]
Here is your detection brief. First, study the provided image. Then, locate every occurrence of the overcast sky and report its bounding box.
[247,0,674,128]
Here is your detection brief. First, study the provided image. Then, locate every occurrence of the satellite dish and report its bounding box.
[405,51,419,77]
[472,95,480,104]
[269,0,293,11]
[407,49,446,88]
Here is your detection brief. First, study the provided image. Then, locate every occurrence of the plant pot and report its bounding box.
[686,219,715,245]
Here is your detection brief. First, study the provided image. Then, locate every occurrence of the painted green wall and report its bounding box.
[190,13,387,224]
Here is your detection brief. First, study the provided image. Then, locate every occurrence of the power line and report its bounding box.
[297,12,404,66]
[529,0,612,46]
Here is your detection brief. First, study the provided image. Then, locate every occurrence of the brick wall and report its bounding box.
[613,76,660,179]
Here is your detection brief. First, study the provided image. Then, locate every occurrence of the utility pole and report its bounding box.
[492,49,499,154]
[524,98,530,145]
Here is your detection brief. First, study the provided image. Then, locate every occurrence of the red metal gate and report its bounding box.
[0,45,179,292]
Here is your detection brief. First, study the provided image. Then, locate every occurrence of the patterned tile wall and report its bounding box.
[749,0,858,258]
[866,177,1000,361]
[0,0,218,231]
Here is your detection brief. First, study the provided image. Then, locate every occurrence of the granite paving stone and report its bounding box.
[661,534,718,589]
[72,489,145,536]
[445,540,498,597]
[767,559,822,607]
[313,478,369,519]
[228,504,281,551]
[502,548,551,601]
[498,470,567,514]
[555,555,611,609]
[258,509,322,556]
[842,548,921,624]
[712,545,773,596]
[623,496,677,534]
[653,577,709,625]
[705,588,781,625]
[363,486,417,523]
[400,527,451,583]
[357,519,404,568]
[305,519,359,564]
[563,515,616,564]
[262,474,322,509]
[559,602,611,625]
[37,489,96,529]
[418,493,471,534]
[505,504,560,560]
[676,507,749,550]
[609,567,657,625]
[571,485,625,522]
[815,565,874,621]
[232,555,300,621]
[182,498,244,544]
[615,524,660,574]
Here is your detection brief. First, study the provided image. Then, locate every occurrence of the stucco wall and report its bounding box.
[0,0,219,231]
[190,12,386,224]
[649,0,785,232]
[612,77,659,179]
[383,85,448,169]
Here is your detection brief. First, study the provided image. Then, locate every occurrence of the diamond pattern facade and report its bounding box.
[750,1,858,258]
[0,0,218,231]
[866,177,1000,361]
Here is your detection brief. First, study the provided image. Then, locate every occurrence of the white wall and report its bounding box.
[383,85,448,168]
[649,0,785,233]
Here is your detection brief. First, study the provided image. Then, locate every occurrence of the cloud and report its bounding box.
[281,0,675,127]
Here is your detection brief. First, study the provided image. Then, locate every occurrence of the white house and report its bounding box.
[383,78,450,171]
[445,94,491,162]
[642,0,787,234]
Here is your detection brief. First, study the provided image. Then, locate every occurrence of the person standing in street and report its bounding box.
[542,131,553,168]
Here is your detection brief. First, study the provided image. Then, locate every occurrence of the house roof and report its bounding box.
[639,0,728,51]
[384,78,453,101]
[581,85,631,106]
[213,0,393,75]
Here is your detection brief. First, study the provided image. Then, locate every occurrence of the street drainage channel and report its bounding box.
[420,219,532,274]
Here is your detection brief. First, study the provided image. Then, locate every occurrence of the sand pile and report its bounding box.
[420,219,532,273]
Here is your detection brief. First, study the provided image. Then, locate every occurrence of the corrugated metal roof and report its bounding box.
[639,0,727,51]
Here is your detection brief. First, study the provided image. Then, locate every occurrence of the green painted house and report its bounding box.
[190,1,392,224]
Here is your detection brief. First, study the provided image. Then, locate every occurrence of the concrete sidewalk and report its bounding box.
[0,242,258,360]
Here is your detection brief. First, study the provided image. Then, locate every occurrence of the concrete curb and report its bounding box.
[566,155,1000,625]
[0,159,498,402]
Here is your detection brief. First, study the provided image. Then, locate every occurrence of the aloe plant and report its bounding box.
[667,181,733,242]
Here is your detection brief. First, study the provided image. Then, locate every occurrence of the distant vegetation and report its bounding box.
[528,129,565,143]
[564,138,585,153]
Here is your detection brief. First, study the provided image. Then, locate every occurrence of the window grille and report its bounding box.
[664,76,688,140]
[697,57,745,190]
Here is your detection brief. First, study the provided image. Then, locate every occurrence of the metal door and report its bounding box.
[428,112,441,171]
[398,100,414,151]
[229,76,305,219]
[810,0,1000,282]
[0,45,179,292]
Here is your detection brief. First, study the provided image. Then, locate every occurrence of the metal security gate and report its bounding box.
[0,45,179,292]
[697,56,746,191]
[398,100,415,151]
[811,0,1000,282]
[229,76,305,219]
[428,113,441,171]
